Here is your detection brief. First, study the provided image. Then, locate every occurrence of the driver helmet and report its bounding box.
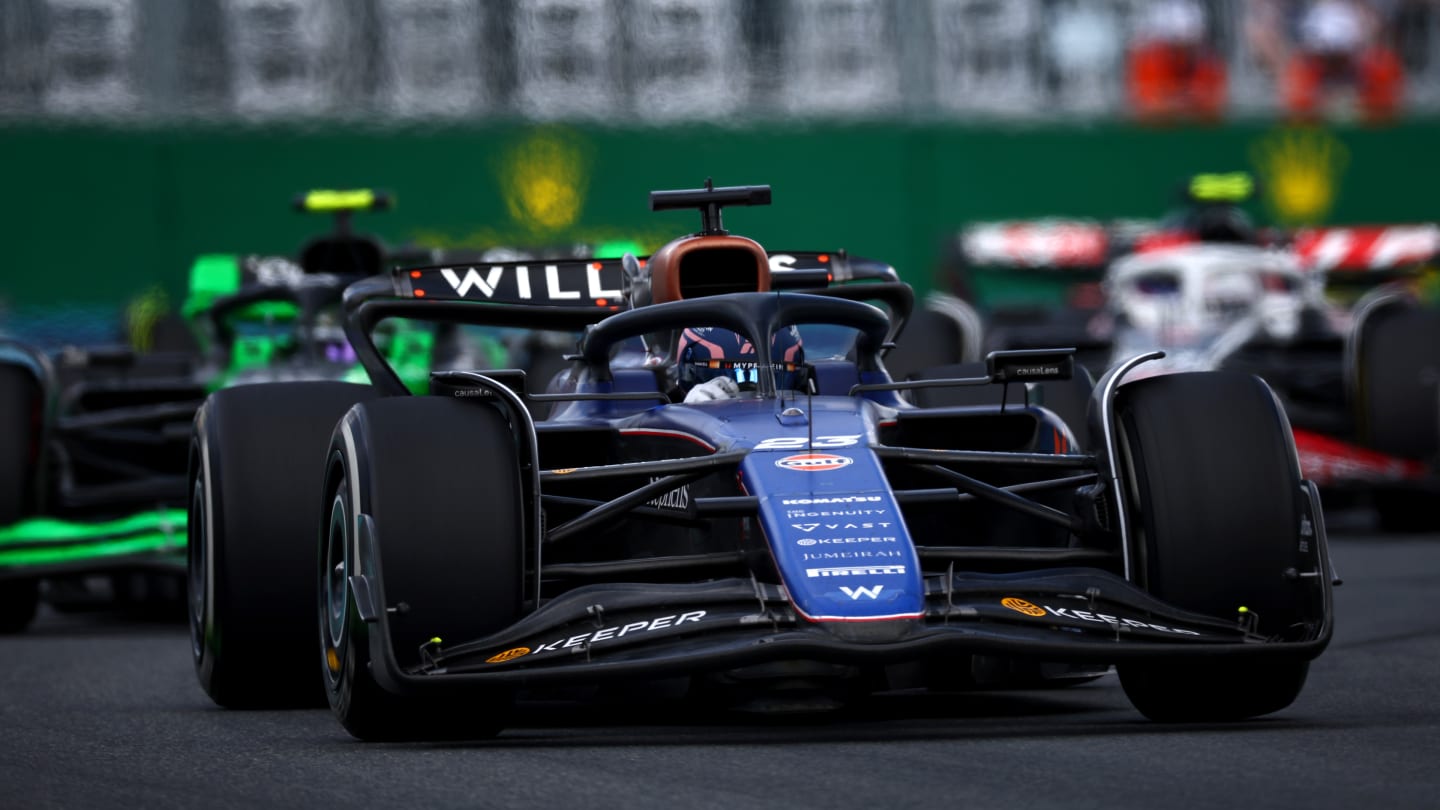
[1191,204,1256,243]
[677,326,805,392]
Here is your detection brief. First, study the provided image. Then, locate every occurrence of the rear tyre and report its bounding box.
[1114,371,1313,722]
[1351,302,1440,532]
[1030,365,1096,450]
[0,579,39,634]
[0,363,42,633]
[884,305,967,384]
[322,397,525,741]
[1352,302,1440,461]
[189,382,374,708]
[1371,490,1436,533]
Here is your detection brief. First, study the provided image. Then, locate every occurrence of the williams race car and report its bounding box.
[188,182,1335,740]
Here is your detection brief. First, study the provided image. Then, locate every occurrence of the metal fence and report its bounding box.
[0,0,1436,124]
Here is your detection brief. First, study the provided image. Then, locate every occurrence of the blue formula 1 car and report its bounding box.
[188,183,1336,740]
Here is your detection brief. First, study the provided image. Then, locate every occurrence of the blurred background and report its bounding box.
[1,0,1437,346]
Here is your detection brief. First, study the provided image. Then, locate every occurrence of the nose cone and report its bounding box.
[817,614,924,644]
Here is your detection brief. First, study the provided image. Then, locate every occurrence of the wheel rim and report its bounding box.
[187,476,207,662]
[323,484,349,686]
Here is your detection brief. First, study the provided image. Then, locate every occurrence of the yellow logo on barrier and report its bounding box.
[499,130,590,233]
[123,286,170,353]
[409,127,671,254]
[1250,127,1349,225]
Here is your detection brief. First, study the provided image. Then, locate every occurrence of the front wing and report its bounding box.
[351,560,1334,698]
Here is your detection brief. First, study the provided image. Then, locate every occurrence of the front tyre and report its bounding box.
[0,363,41,633]
[1114,371,1314,722]
[322,397,525,741]
[189,382,374,708]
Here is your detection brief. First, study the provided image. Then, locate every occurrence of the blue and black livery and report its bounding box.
[187,181,1337,739]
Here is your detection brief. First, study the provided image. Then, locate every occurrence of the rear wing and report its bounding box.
[401,258,628,309]
[949,220,1125,313]
[183,253,337,324]
[185,188,403,321]
[1291,225,1440,276]
[957,220,1113,271]
[398,250,901,307]
[352,249,913,394]
[768,250,900,286]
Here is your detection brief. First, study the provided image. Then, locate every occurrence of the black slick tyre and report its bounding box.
[1351,303,1440,531]
[0,579,38,634]
[1352,303,1440,461]
[1114,371,1312,722]
[189,381,374,708]
[884,306,966,384]
[321,397,525,741]
[1370,489,1436,533]
[1031,366,1096,451]
[0,363,42,633]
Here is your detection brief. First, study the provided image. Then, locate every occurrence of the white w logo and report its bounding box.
[839,585,884,600]
[440,266,504,298]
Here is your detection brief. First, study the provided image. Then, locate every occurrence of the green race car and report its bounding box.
[0,190,451,630]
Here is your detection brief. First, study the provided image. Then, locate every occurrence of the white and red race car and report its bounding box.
[916,202,1440,529]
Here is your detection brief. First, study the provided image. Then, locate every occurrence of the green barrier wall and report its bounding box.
[1,121,1435,311]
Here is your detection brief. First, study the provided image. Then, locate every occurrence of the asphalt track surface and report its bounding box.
[3,528,1438,810]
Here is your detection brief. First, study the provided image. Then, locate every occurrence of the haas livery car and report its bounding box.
[942,174,1440,529]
